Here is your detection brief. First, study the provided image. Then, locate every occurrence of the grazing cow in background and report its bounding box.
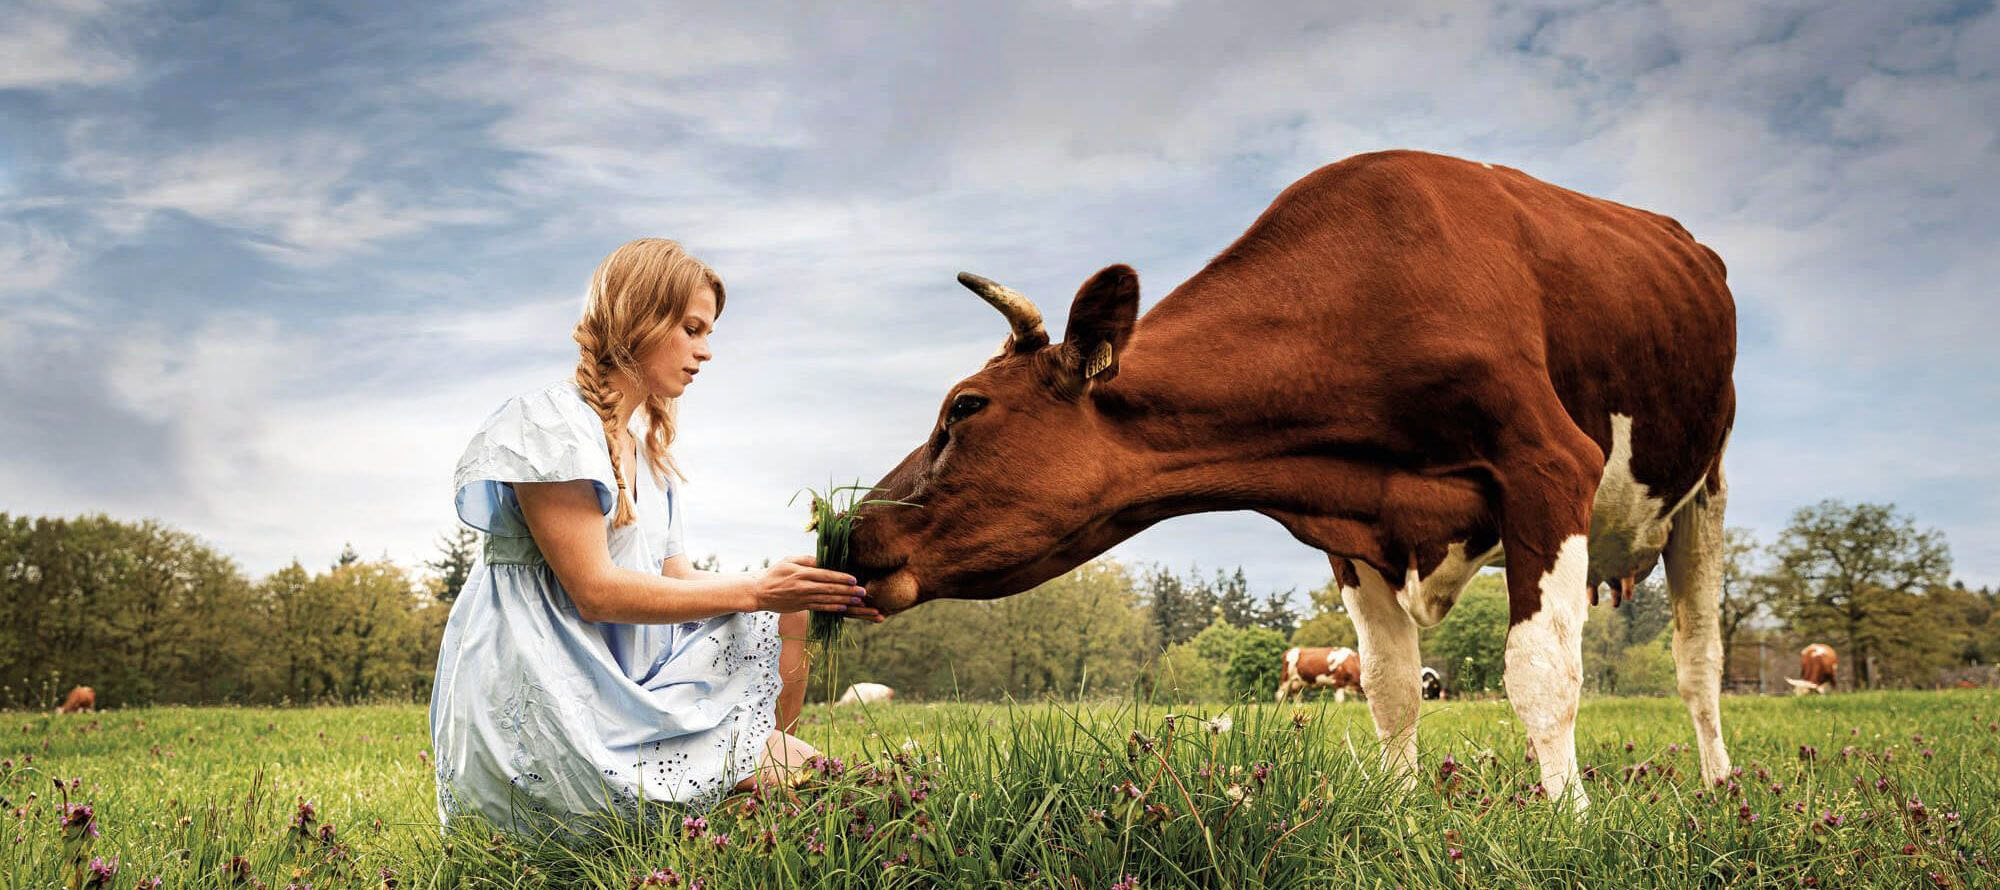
[57,686,95,714]
[1787,644,1837,695]
[1277,646,1362,703]
[835,682,895,706]
[848,150,1739,808]
[1420,667,1445,701]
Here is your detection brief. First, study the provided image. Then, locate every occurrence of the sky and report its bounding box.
[3,0,1997,604]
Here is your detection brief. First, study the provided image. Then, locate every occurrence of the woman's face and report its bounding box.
[637,286,717,400]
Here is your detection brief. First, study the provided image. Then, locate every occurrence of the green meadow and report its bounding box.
[6,692,1998,889]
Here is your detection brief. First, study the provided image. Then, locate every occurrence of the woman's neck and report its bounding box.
[610,371,645,434]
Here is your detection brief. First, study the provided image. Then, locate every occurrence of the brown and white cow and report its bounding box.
[57,686,95,714]
[847,150,1737,808]
[1787,644,1837,695]
[1277,646,1362,703]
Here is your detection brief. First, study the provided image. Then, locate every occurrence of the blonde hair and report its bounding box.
[573,237,726,526]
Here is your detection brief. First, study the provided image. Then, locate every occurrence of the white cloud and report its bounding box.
[0,0,135,90]
[0,220,76,294]
[60,124,504,264]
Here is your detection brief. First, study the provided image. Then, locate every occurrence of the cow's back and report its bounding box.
[1168,150,1736,578]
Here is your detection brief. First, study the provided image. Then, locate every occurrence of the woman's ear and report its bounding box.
[1062,264,1140,384]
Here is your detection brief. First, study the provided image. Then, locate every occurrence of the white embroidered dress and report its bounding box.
[430,381,781,832]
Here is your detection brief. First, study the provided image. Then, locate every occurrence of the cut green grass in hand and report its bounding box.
[793,482,913,647]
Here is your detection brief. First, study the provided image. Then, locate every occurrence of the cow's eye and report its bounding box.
[946,394,988,426]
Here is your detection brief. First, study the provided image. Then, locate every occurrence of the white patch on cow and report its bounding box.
[1276,647,1303,703]
[1480,162,1494,169]
[1343,564,1422,786]
[1309,647,1359,701]
[1588,413,1700,582]
[1401,541,1502,628]
[1663,471,1735,783]
[1504,534,1590,810]
[836,682,894,706]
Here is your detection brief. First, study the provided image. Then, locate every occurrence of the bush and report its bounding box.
[1424,574,1509,694]
[1227,626,1290,699]
[1616,635,1678,695]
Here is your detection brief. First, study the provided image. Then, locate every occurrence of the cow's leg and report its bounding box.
[1276,649,1300,703]
[1663,467,1733,785]
[1497,430,1601,811]
[1334,687,1347,704]
[1341,563,1422,786]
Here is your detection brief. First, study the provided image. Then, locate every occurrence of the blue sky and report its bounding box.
[3,0,1996,601]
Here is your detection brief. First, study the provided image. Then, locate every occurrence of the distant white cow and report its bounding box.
[836,682,895,706]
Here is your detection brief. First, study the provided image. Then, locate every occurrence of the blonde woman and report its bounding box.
[430,238,883,832]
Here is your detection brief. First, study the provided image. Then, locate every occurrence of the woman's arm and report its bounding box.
[514,480,870,625]
[657,553,884,623]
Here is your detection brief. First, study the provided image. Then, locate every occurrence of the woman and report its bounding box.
[430,238,883,833]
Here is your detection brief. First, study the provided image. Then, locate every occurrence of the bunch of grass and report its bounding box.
[793,482,910,647]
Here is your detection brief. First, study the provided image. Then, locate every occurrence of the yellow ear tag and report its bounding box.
[1084,342,1114,379]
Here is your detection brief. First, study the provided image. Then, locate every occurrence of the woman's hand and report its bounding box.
[753,556,874,616]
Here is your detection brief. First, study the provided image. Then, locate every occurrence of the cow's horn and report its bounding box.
[957,272,1047,347]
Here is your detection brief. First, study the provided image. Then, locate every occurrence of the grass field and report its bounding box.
[5,691,1998,888]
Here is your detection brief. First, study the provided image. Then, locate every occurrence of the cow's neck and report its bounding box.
[1088,271,1392,537]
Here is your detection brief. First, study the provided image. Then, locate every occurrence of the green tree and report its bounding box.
[426,526,480,604]
[1769,501,1952,688]
[1289,581,1356,649]
[1716,527,1776,686]
[1226,626,1289,700]
[1621,576,1673,647]
[1144,565,1214,647]
[1150,620,1246,702]
[1581,595,1629,694]
[833,560,1154,700]
[0,514,259,708]
[1253,590,1301,637]
[1212,567,1257,629]
[1423,573,1508,694]
[1616,635,1678,695]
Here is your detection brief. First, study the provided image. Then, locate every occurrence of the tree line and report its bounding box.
[0,515,475,709]
[814,500,2000,700]
[3,500,1995,709]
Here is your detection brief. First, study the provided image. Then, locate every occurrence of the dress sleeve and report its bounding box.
[657,475,687,561]
[452,388,619,537]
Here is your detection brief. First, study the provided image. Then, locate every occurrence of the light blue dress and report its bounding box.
[430,380,782,833]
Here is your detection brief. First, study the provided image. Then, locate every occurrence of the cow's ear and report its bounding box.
[1062,264,1140,385]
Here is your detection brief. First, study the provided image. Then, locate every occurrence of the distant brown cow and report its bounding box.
[57,686,95,714]
[1786,644,1837,695]
[1277,647,1362,703]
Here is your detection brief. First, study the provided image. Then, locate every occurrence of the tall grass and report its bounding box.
[7,692,1999,888]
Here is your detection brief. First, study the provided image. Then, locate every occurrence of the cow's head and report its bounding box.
[848,265,1143,614]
